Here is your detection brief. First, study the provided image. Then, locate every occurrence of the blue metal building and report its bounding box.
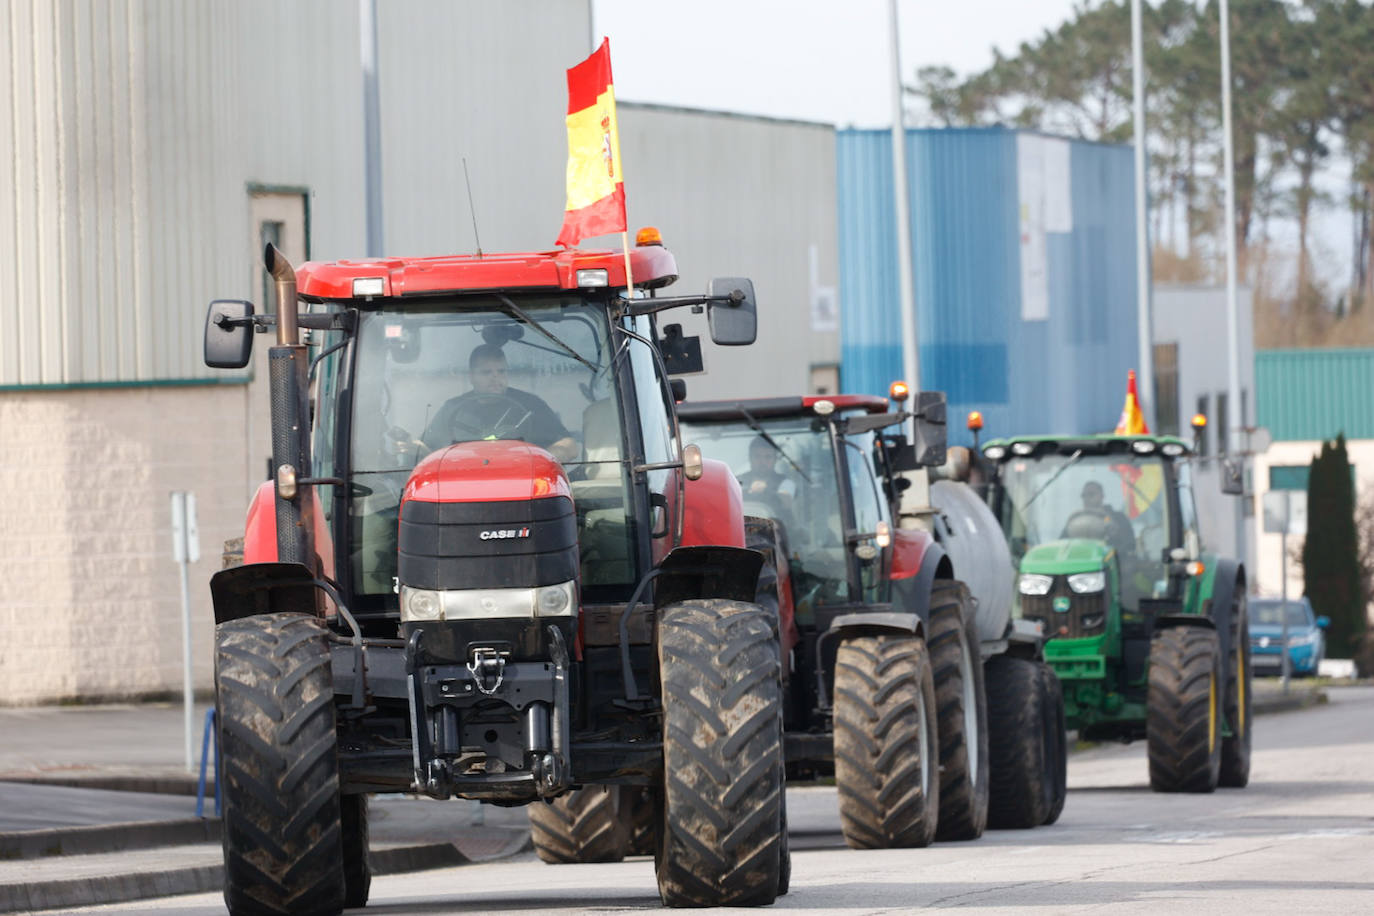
[837,127,1138,444]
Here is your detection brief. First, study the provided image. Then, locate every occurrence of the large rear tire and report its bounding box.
[528,786,630,864]
[1038,663,1067,826]
[1219,589,1252,788]
[655,599,784,907]
[1147,626,1222,793]
[985,655,1052,829]
[217,613,345,916]
[928,581,990,841]
[833,633,940,849]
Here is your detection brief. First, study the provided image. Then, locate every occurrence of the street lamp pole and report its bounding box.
[1131,0,1155,429]
[888,0,920,394]
[1219,0,1248,564]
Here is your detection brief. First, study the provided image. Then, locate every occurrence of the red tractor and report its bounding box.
[676,391,1066,845]
[203,237,788,913]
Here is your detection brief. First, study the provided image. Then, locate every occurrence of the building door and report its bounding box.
[244,190,309,500]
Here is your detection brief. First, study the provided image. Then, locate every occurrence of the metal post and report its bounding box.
[1219,0,1247,562]
[171,491,200,772]
[1279,497,1291,692]
[1131,0,1155,428]
[888,0,920,393]
[361,0,384,257]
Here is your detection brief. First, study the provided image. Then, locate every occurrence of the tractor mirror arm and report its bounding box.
[616,292,738,316]
[214,312,355,333]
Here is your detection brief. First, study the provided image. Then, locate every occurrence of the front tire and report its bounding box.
[833,633,940,849]
[655,599,784,907]
[217,613,345,916]
[1038,663,1067,826]
[928,581,990,841]
[340,794,371,908]
[1148,626,1222,793]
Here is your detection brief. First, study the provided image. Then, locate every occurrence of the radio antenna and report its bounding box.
[462,158,483,257]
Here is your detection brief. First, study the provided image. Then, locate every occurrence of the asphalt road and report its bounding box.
[64,686,1374,915]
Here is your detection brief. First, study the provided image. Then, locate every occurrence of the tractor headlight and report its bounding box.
[1067,571,1106,594]
[399,580,578,622]
[1018,574,1054,596]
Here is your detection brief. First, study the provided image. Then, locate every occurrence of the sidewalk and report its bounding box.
[0,703,532,914]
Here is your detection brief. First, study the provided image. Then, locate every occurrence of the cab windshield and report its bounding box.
[346,297,631,598]
[996,451,1175,606]
[680,414,861,615]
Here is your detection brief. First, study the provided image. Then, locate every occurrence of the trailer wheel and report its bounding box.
[528,786,629,864]
[340,793,371,908]
[217,612,344,916]
[1147,626,1223,793]
[1219,588,1252,788]
[833,632,939,849]
[985,655,1052,829]
[1038,662,1067,826]
[655,599,784,907]
[928,581,990,841]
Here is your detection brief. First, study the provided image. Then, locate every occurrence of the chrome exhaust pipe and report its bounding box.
[266,243,298,346]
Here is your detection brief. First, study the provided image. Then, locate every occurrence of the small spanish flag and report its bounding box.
[555,39,626,248]
[1114,369,1150,435]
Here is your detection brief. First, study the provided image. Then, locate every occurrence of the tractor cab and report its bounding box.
[981,435,1202,641]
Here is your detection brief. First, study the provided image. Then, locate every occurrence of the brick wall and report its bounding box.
[0,385,261,704]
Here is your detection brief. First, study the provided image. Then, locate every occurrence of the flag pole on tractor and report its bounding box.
[556,38,633,293]
[1115,369,1150,435]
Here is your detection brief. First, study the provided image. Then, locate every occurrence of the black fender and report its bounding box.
[210,561,319,625]
[890,540,953,627]
[827,611,924,640]
[1206,558,1246,675]
[652,545,764,607]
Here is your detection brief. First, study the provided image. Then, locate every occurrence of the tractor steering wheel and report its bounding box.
[444,393,534,443]
[1062,509,1112,541]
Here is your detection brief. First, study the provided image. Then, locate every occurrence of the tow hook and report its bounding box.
[468,647,508,695]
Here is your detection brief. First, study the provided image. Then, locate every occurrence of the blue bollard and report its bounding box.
[196,707,221,818]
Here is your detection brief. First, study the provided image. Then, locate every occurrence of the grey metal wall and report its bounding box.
[618,104,840,401]
[1,0,590,388]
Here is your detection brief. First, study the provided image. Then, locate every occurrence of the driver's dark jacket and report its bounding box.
[421,387,570,452]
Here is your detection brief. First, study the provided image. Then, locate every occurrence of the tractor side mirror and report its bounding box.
[913,391,947,467]
[707,277,757,346]
[204,300,255,369]
[1220,457,1244,496]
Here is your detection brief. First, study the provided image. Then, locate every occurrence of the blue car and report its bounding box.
[1249,597,1329,677]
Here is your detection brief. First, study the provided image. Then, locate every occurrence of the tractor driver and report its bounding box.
[1070,481,1136,557]
[420,344,579,463]
[738,435,797,519]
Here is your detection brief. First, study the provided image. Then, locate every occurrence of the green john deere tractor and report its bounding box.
[980,433,1251,793]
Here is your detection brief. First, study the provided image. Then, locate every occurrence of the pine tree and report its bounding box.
[1302,435,1367,657]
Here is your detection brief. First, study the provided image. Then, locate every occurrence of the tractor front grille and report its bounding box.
[1022,577,1107,641]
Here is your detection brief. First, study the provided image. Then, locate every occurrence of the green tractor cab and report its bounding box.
[981,433,1252,793]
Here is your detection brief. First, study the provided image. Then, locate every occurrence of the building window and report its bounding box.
[1270,463,1355,491]
[1217,392,1229,455]
[1196,394,1210,456]
[1153,342,1179,436]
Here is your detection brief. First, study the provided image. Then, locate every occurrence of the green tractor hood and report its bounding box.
[1021,538,1113,575]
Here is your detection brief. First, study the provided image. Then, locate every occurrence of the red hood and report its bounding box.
[403,440,571,504]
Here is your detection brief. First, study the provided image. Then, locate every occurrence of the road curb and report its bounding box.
[1252,686,1327,715]
[0,818,220,860]
[0,829,533,914]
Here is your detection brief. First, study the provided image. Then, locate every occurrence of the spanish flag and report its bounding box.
[556,39,626,248]
[1114,369,1150,435]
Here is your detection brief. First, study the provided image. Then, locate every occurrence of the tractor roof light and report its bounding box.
[1191,413,1208,429]
[1131,440,1157,455]
[967,411,984,431]
[983,445,1007,460]
[1162,442,1185,456]
[576,268,609,288]
[1186,561,1206,577]
[635,226,664,247]
[812,399,836,416]
[352,277,385,297]
[889,380,910,403]
[1012,442,1035,456]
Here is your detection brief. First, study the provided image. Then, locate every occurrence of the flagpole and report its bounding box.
[622,231,635,295]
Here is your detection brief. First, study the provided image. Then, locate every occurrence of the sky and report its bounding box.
[591,0,1084,127]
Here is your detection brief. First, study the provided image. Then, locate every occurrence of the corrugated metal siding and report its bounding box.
[1256,349,1374,441]
[3,0,590,387]
[838,127,1138,444]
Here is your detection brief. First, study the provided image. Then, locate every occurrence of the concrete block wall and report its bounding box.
[0,385,259,704]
